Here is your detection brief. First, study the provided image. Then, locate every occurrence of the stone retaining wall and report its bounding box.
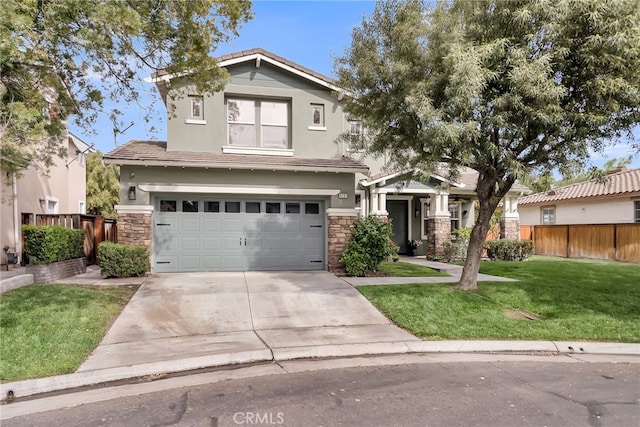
[25,257,87,283]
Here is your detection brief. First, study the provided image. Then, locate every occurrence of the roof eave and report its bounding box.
[103,158,368,174]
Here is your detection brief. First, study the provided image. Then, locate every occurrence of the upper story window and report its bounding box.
[634,201,640,223]
[185,96,206,124]
[542,206,555,224]
[227,98,289,149]
[349,120,362,136]
[309,104,325,130]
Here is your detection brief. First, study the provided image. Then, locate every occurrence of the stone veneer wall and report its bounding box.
[500,218,520,240]
[327,214,358,274]
[117,212,152,247]
[427,217,451,256]
[26,257,86,283]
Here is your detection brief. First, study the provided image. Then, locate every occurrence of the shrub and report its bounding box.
[441,241,459,263]
[22,225,85,265]
[485,239,534,261]
[99,242,149,278]
[340,216,394,276]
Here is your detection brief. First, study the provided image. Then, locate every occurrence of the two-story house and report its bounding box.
[1,132,93,265]
[105,48,526,273]
[104,49,368,273]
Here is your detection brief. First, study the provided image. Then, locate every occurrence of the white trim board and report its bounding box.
[138,184,340,196]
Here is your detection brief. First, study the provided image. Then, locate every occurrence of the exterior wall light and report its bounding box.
[128,186,136,200]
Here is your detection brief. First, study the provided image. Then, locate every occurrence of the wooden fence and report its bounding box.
[21,214,117,265]
[528,224,640,263]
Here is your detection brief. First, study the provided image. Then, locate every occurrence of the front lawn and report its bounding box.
[0,284,138,382]
[377,261,446,277]
[358,256,640,342]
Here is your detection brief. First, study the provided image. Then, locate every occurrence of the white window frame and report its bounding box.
[185,96,206,125]
[420,198,430,239]
[349,120,362,136]
[79,201,85,214]
[541,206,555,225]
[44,196,59,214]
[449,201,461,231]
[226,98,289,149]
[308,103,326,131]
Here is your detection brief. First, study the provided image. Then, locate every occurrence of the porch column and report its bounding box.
[500,195,520,240]
[378,192,388,216]
[370,192,379,215]
[426,192,451,256]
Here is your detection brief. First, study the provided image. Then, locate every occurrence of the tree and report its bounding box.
[336,0,640,290]
[86,151,119,218]
[0,0,253,175]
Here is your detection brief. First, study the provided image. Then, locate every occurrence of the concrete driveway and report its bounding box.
[78,271,418,372]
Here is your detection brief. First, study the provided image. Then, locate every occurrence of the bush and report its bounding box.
[22,225,85,265]
[99,242,149,278]
[485,239,534,261]
[340,216,394,276]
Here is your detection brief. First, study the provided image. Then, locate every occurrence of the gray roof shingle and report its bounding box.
[104,140,368,174]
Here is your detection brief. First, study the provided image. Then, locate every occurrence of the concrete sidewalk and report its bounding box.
[1,265,638,403]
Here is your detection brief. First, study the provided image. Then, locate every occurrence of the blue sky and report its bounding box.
[70,0,638,169]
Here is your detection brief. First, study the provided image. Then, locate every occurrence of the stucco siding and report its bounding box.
[166,64,346,159]
[120,165,356,209]
[519,197,636,225]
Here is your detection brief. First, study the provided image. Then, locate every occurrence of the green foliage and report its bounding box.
[99,242,149,278]
[86,151,120,218]
[340,216,394,276]
[22,225,85,265]
[377,261,446,277]
[1,0,253,174]
[0,284,137,381]
[485,240,534,261]
[357,256,640,342]
[336,0,640,287]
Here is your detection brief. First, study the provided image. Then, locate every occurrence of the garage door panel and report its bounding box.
[202,236,221,250]
[153,199,325,272]
[180,236,200,251]
[181,218,200,232]
[180,255,201,270]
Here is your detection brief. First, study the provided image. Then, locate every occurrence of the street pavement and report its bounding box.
[0,257,638,408]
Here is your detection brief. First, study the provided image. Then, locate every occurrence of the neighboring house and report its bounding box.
[0,133,94,264]
[104,48,527,273]
[518,168,640,225]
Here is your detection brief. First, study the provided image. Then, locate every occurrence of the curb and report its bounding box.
[2,341,638,403]
[0,274,34,294]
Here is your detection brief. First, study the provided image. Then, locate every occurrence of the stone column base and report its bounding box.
[326,208,359,274]
[500,218,520,240]
[115,205,153,247]
[427,216,451,256]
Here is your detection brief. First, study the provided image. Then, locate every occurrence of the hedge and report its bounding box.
[99,241,149,278]
[22,225,85,265]
[485,239,534,261]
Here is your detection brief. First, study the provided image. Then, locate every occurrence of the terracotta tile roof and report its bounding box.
[104,140,368,173]
[518,168,640,205]
[217,48,337,87]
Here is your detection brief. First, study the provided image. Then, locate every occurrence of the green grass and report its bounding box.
[358,256,640,342]
[377,261,447,277]
[0,284,138,382]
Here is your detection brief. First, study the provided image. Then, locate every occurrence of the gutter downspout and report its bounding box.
[12,171,20,263]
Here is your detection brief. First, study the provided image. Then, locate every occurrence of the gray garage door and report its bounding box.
[152,198,325,272]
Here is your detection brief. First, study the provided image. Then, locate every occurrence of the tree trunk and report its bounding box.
[453,174,503,291]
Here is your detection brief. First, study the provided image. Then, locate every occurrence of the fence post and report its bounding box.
[95,215,105,265]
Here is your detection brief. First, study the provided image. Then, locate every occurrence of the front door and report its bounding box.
[387,200,408,254]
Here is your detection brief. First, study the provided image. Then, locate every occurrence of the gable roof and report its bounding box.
[104,140,368,174]
[518,168,640,205]
[361,167,529,194]
[151,48,347,96]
